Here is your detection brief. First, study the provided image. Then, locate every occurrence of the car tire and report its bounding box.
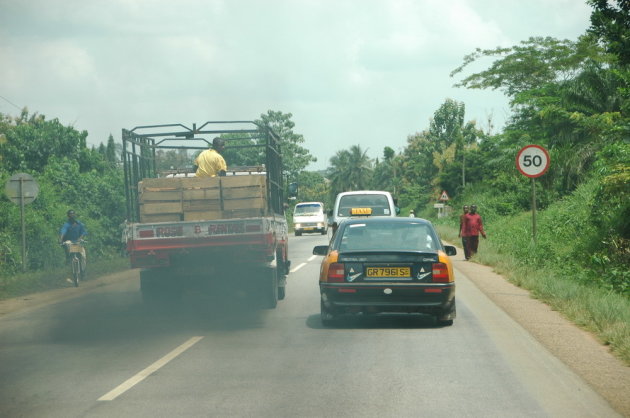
[436,299,456,326]
[320,299,336,326]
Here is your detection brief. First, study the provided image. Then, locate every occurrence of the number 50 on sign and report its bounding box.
[516,145,550,178]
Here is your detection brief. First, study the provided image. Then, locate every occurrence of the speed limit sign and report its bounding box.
[516,145,550,178]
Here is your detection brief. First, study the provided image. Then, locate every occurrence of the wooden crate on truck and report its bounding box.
[137,174,269,222]
[138,178,184,223]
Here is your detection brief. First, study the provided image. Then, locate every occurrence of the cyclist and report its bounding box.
[59,209,88,261]
[59,209,87,244]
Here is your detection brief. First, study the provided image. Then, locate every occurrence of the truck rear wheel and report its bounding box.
[262,267,278,309]
[140,269,182,306]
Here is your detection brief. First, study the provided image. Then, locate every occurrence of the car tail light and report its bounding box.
[432,262,450,282]
[327,263,345,283]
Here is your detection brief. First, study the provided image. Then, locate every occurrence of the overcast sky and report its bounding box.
[0,0,592,170]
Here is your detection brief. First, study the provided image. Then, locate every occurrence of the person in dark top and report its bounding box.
[458,205,470,260]
[59,210,88,244]
[463,204,486,259]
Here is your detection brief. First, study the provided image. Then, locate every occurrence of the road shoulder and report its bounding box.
[453,255,630,417]
[0,270,136,318]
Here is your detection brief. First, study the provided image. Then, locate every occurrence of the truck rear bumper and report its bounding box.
[130,244,275,269]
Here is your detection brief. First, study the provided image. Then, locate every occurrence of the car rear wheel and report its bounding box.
[436,299,456,326]
[320,299,336,326]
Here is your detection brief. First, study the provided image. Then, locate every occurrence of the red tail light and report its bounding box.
[327,263,345,283]
[432,262,450,282]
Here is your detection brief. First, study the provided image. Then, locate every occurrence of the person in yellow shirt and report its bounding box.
[194,137,227,177]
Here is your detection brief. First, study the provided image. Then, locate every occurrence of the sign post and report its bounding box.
[516,145,550,242]
[5,173,39,272]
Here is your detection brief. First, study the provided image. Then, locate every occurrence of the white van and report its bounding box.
[330,190,399,233]
[293,202,328,236]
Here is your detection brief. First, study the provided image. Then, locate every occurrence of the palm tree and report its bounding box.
[327,145,373,197]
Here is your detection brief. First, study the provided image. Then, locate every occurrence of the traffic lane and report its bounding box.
[0,274,272,418]
[0,235,327,418]
[287,231,330,267]
[83,259,549,417]
[0,278,197,417]
[80,253,539,417]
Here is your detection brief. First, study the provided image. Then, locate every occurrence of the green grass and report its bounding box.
[0,255,130,300]
[437,223,630,365]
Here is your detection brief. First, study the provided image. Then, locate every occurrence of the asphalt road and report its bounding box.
[0,234,623,417]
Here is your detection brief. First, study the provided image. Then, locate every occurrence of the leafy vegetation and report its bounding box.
[0,110,126,279]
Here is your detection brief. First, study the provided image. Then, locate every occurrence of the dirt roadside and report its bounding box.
[0,270,136,317]
[0,256,629,415]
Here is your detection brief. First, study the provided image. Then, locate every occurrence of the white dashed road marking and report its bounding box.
[291,263,307,273]
[98,336,204,401]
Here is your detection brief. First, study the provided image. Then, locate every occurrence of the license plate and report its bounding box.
[69,244,82,252]
[304,227,314,231]
[366,267,411,278]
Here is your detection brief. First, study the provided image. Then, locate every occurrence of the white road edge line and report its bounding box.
[308,255,317,262]
[291,262,307,273]
[98,336,204,401]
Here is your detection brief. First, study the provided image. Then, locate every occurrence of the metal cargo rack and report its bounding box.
[122,121,285,222]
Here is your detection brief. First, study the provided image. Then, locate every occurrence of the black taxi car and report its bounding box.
[313,213,457,326]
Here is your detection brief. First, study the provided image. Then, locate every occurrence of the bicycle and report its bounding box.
[63,240,86,287]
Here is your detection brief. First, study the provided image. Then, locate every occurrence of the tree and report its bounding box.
[450,36,605,103]
[327,145,373,197]
[428,99,465,153]
[256,110,316,180]
[295,171,331,207]
[0,109,90,173]
[450,34,626,195]
[588,0,630,66]
[372,146,400,194]
[105,134,117,165]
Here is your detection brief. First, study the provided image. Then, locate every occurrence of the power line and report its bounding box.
[0,94,22,111]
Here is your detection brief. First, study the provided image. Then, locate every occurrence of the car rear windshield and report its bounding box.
[338,222,439,252]
[338,194,391,216]
[295,204,322,215]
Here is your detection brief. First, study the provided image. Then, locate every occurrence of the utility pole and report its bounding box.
[462,150,466,188]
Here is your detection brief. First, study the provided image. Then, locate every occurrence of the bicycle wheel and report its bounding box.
[80,255,86,280]
[72,256,80,287]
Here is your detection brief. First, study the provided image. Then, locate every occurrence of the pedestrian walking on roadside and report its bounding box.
[463,204,486,259]
[458,205,470,260]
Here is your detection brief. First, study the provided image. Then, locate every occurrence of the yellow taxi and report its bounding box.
[313,212,457,326]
